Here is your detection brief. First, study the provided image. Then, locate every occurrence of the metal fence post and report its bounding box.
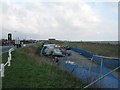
[99,57,103,88]
[82,65,120,90]
[89,57,93,82]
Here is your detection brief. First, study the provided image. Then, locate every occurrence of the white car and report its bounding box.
[41,44,64,57]
[41,44,55,55]
[44,46,54,55]
[52,48,63,57]
[23,44,26,47]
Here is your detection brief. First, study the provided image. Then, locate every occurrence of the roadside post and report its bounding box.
[0,64,4,77]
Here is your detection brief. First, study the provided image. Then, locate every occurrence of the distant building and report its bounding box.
[2,39,8,45]
[1,39,15,46]
[48,38,56,44]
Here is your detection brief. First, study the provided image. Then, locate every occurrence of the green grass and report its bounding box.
[60,41,119,57]
[2,44,86,88]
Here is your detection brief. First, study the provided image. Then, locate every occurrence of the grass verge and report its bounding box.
[2,43,86,88]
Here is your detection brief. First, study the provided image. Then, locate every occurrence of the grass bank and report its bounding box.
[2,43,86,88]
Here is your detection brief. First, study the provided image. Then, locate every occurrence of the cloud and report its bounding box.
[1,0,117,41]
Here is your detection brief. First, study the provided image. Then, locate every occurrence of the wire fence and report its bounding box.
[86,55,120,88]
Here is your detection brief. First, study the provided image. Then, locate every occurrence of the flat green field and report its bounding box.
[2,43,86,88]
[60,41,119,57]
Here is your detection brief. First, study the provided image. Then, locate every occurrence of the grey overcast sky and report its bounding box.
[0,0,118,41]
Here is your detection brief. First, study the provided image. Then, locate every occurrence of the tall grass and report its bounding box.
[2,43,86,88]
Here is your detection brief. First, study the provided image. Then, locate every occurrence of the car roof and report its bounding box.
[43,44,56,47]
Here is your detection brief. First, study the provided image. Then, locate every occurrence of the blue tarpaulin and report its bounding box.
[69,47,93,58]
[60,47,120,88]
[58,60,78,72]
[58,60,120,88]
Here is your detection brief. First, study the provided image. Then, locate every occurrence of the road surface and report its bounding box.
[60,50,98,67]
[0,46,13,53]
[0,43,36,53]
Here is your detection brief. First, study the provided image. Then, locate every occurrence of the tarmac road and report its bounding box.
[61,50,98,67]
[0,46,13,53]
[0,43,35,53]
